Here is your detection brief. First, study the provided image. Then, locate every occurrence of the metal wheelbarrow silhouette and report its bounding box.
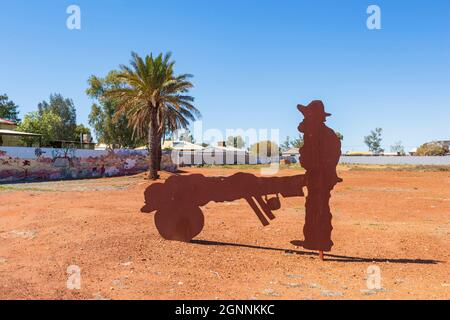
[141,173,308,242]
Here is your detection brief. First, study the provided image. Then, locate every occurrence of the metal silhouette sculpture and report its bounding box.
[298,100,342,259]
[142,173,307,241]
[141,100,342,259]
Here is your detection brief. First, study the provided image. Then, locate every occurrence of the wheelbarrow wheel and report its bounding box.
[154,206,204,242]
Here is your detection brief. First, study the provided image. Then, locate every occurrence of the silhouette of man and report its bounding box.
[298,101,341,255]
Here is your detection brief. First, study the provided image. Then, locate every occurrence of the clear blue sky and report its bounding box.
[1,0,449,151]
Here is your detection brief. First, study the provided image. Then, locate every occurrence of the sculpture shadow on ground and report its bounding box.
[190,239,441,265]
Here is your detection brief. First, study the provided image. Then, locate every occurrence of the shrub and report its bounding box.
[416,143,448,156]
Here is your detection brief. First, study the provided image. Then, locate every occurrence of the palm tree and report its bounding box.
[105,52,200,179]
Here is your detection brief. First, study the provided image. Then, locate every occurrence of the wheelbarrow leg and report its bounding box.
[319,251,324,261]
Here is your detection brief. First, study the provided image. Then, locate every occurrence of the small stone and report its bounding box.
[287,283,301,288]
[286,273,303,279]
[210,270,220,278]
[321,290,344,297]
[262,289,281,297]
[360,289,375,295]
[308,283,321,289]
[1,230,37,239]
[360,288,386,295]
[178,281,183,285]
[92,292,108,300]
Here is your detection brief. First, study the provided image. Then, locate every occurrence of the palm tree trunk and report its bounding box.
[156,135,162,171]
[148,108,159,180]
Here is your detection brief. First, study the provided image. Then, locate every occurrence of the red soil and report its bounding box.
[0,167,449,299]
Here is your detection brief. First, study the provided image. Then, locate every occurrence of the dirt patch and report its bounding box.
[0,167,449,299]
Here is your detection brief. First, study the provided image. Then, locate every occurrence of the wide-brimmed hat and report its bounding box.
[297,100,331,118]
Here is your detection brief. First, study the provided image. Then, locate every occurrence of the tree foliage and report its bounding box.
[87,72,140,148]
[103,52,200,179]
[37,94,78,140]
[18,94,90,146]
[0,94,20,122]
[364,128,384,154]
[416,143,448,156]
[17,111,62,146]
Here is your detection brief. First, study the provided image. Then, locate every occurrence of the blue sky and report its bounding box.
[0,0,449,151]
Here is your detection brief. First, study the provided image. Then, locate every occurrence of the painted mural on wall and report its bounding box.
[0,147,175,183]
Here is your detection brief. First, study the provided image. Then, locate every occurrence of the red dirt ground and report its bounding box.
[0,167,449,300]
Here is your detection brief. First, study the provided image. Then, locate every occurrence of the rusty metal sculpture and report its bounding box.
[141,100,341,260]
[298,100,342,259]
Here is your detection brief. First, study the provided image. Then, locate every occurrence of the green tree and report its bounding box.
[37,94,77,140]
[227,135,245,149]
[104,52,200,180]
[364,128,384,154]
[17,111,62,146]
[0,94,20,122]
[87,72,140,148]
[250,140,279,157]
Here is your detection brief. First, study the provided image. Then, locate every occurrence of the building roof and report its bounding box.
[0,118,16,125]
[0,129,41,137]
[162,140,204,151]
[282,148,300,155]
[203,145,247,153]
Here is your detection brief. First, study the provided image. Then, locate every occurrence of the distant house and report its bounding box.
[162,140,204,151]
[0,118,42,147]
[281,148,300,163]
[201,143,248,165]
[409,148,418,156]
[160,141,250,165]
[0,118,16,129]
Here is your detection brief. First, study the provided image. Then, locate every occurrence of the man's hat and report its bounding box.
[297,100,331,118]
